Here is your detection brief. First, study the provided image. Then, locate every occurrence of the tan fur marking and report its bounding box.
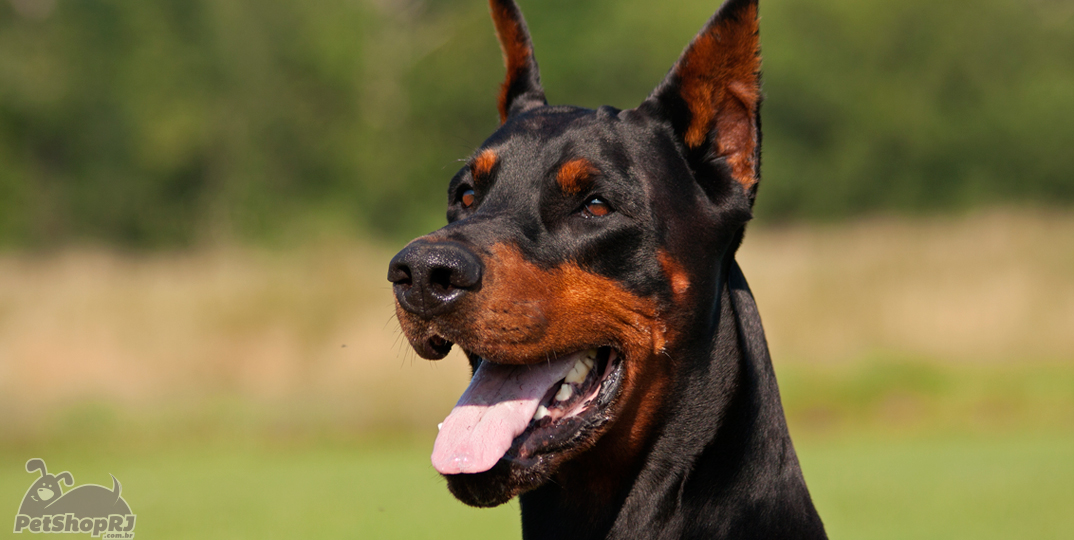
[675,3,760,189]
[394,241,668,364]
[474,243,659,363]
[557,158,599,195]
[658,250,691,299]
[471,149,498,184]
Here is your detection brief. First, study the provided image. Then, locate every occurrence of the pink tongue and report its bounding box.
[431,352,580,475]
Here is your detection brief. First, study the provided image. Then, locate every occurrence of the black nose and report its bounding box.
[387,240,483,319]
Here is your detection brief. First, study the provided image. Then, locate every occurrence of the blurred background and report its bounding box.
[0,0,1071,538]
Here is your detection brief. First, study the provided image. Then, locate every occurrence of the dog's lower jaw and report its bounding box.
[445,460,535,508]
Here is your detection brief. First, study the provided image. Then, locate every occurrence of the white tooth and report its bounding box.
[437,423,443,431]
[565,359,588,384]
[585,348,598,360]
[533,405,550,421]
[555,384,573,402]
[564,370,578,384]
[568,356,593,384]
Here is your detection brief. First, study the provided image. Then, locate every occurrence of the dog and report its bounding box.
[387,0,827,538]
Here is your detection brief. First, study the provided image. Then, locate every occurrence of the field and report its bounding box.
[1,210,1072,538]
[1,431,1072,540]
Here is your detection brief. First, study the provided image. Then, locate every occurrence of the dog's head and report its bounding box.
[388,0,761,507]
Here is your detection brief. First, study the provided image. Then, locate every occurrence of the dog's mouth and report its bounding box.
[423,335,453,358]
[432,346,623,475]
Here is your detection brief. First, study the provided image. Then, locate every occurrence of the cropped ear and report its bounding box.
[55,472,74,487]
[640,0,761,199]
[489,0,547,123]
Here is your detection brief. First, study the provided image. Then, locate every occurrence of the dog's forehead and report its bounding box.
[488,107,630,162]
[499,105,615,137]
[477,105,677,193]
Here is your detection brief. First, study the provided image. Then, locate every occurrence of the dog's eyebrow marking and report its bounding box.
[556,158,599,195]
[471,149,499,186]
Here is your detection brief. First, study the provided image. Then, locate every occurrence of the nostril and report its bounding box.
[429,267,454,292]
[387,260,414,287]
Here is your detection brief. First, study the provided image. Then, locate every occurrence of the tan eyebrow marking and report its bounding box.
[557,158,599,195]
[470,149,499,186]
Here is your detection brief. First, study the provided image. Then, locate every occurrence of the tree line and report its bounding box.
[0,0,1070,247]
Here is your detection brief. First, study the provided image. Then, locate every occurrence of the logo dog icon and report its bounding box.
[13,459,136,538]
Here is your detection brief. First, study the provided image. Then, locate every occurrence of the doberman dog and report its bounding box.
[387,0,827,538]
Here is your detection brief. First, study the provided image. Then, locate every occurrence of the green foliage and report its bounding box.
[0,0,1071,246]
[759,0,1074,221]
[0,0,374,246]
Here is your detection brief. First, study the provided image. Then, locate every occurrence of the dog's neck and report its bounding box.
[519,260,826,540]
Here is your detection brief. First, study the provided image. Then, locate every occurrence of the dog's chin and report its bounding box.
[444,458,543,508]
[439,347,626,507]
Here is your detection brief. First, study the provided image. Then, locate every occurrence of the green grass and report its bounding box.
[799,432,1074,540]
[1,438,521,540]
[2,431,1071,539]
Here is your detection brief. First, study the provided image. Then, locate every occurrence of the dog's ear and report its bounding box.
[488,0,546,123]
[639,0,761,201]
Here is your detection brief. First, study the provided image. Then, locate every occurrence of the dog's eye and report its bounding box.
[583,197,612,217]
[459,188,475,208]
